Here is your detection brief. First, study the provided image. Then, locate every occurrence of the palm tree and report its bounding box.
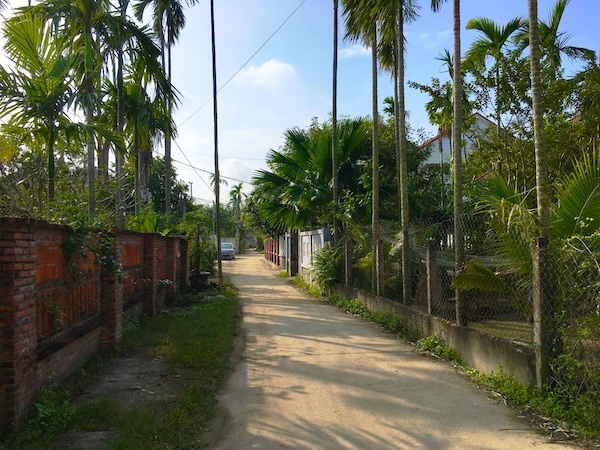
[465,15,525,135]
[395,0,419,306]
[253,119,370,232]
[29,0,150,219]
[134,0,197,213]
[0,13,82,203]
[515,0,595,79]
[342,0,383,295]
[528,0,549,239]
[431,0,466,324]
[229,183,244,249]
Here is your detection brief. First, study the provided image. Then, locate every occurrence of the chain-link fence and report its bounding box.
[343,209,599,427]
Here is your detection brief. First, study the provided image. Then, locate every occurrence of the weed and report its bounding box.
[0,284,240,450]
[416,335,463,363]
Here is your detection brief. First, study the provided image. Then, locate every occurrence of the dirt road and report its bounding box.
[207,250,569,449]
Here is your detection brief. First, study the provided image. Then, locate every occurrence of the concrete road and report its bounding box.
[207,250,570,449]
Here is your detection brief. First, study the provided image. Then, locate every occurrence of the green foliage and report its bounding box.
[126,204,160,233]
[452,262,531,317]
[177,207,216,274]
[1,285,240,449]
[63,224,124,278]
[0,385,75,448]
[469,366,600,439]
[310,245,343,295]
[416,335,462,363]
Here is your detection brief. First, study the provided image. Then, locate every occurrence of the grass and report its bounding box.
[0,284,239,450]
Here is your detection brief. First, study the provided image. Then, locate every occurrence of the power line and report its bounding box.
[176,0,307,129]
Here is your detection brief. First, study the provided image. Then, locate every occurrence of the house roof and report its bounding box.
[417,112,494,150]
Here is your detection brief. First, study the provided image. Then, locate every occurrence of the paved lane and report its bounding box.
[207,250,567,449]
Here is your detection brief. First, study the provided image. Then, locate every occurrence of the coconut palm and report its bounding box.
[371,0,418,305]
[332,0,340,244]
[28,0,155,219]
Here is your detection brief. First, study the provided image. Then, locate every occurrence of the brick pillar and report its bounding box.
[166,238,177,303]
[143,234,158,317]
[100,232,123,349]
[0,219,38,428]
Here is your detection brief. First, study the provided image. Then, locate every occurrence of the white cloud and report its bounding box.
[417,30,452,50]
[340,44,370,59]
[235,59,300,90]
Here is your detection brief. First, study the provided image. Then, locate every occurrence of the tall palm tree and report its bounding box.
[515,0,595,79]
[431,0,466,324]
[229,183,244,249]
[134,0,196,213]
[528,0,549,238]
[342,0,383,295]
[371,0,418,305]
[29,0,148,219]
[465,15,525,135]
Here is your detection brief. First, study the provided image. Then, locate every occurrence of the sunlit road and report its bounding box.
[206,250,567,449]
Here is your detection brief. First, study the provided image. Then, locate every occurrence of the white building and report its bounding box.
[419,113,496,167]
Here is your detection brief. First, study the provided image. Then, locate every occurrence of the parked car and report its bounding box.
[221,242,236,260]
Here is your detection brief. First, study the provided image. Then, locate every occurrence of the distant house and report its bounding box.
[419,113,496,168]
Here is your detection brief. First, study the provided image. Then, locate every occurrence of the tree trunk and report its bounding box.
[371,24,382,296]
[452,0,466,325]
[116,0,126,228]
[528,0,550,238]
[47,126,55,203]
[397,3,411,305]
[86,97,96,220]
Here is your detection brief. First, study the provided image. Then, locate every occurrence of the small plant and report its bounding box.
[122,313,147,342]
[310,245,343,295]
[417,335,463,363]
[45,301,65,331]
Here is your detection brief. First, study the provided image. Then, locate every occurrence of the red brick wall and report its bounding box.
[0,218,188,429]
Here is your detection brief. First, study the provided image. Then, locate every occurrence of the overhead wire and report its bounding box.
[167,0,307,198]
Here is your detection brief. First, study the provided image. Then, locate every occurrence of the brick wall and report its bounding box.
[0,218,188,429]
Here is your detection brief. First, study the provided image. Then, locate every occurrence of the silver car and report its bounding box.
[221,242,236,260]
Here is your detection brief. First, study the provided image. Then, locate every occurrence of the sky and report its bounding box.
[3,0,600,206]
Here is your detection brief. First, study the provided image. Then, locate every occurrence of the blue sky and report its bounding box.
[170,0,599,205]
[3,1,599,206]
